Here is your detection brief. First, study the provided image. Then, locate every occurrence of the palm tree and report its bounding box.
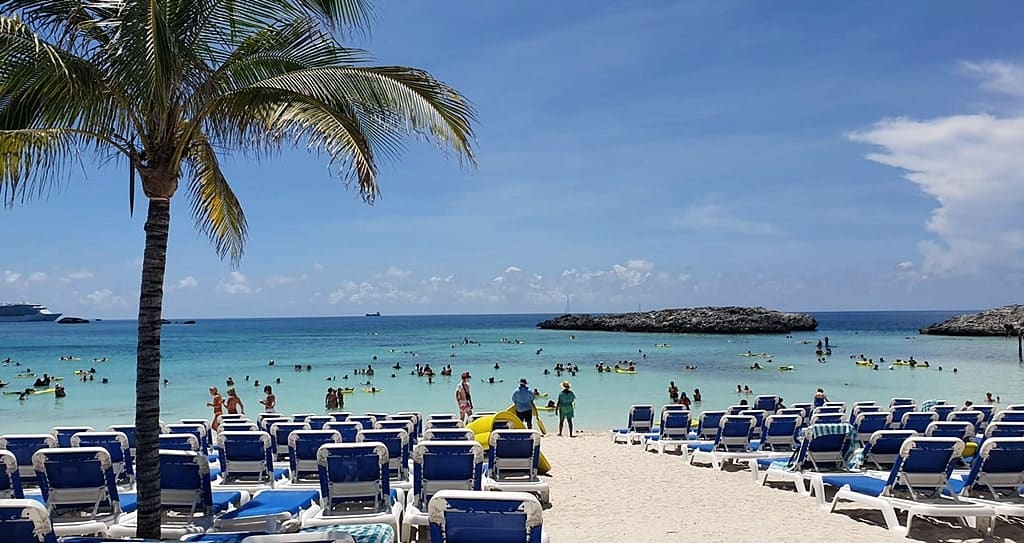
[0,0,475,537]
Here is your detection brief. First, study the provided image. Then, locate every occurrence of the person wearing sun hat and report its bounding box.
[456,371,474,422]
[512,377,536,429]
[556,380,577,437]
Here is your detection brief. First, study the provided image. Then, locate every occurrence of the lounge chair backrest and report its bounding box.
[366,412,390,421]
[972,405,996,426]
[792,424,852,472]
[270,422,310,460]
[852,401,878,409]
[958,438,1024,500]
[715,415,756,452]
[159,450,214,517]
[423,429,476,442]
[427,413,458,421]
[984,422,1024,439]
[993,410,1024,424]
[427,490,544,543]
[863,430,915,470]
[823,402,846,412]
[107,424,137,454]
[316,442,392,513]
[776,408,806,422]
[849,404,882,423]
[739,410,767,432]
[323,422,364,443]
[179,418,211,432]
[291,413,316,422]
[328,411,351,421]
[948,410,985,427]
[219,413,247,422]
[854,412,892,443]
[49,426,95,448]
[696,411,725,440]
[810,413,843,425]
[347,415,377,430]
[0,450,23,499]
[660,411,691,439]
[375,419,415,438]
[930,404,956,421]
[32,447,121,519]
[762,415,801,451]
[358,429,411,482]
[258,416,290,434]
[789,403,813,419]
[488,430,542,482]
[165,423,209,454]
[925,421,975,441]
[215,431,275,486]
[425,419,465,431]
[288,430,342,482]
[390,413,421,437]
[753,395,779,412]
[900,411,938,433]
[69,431,133,480]
[889,398,915,409]
[221,422,259,432]
[0,434,57,482]
[306,416,336,431]
[888,405,916,428]
[411,440,484,506]
[0,499,57,543]
[628,405,654,432]
[1006,404,1024,411]
[881,437,963,498]
[726,405,747,416]
[813,406,844,416]
[661,405,688,413]
[159,433,199,452]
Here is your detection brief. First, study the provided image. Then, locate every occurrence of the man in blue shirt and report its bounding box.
[512,378,536,429]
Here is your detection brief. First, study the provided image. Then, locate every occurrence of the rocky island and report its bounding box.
[537,306,817,334]
[919,305,1024,336]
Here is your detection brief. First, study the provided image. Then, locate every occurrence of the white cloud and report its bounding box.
[27,272,47,284]
[312,263,324,271]
[328,280,427,305]
[2,270,22,284]
[425,274,455,284]
[626,259,654,272]
[65,270,94,280]
[80,289,124,306]
[176,276,198,289]
[505,266,522,273]
[264,274,297,287]
[672,204,782,236]
[850,61,1024,275]
[380,266,413,279]
[897,261,914,271]
[217,271,253,295]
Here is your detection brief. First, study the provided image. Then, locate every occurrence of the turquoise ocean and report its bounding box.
[1,311,1022,433]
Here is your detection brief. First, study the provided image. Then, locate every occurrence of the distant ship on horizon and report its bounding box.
[0,303,61,322]
[365,312,381,317]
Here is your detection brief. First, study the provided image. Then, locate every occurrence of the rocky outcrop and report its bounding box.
[537,307,817,334]
[919,305,1024,336]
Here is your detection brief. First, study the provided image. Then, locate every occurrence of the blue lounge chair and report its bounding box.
[221,422,259,433]
[483,430,549,504]
[390,413,421,438]
[949,410,986,428]
[426,414,458,421]
[610,405,653,444]
[725,405,747,416]
[328,412,352,421]
[285,430,341,485]
[824,402,847,412]
[848,404,882,424]
[760,414,801,452]
[862,430,916,470]
[789,403,813,420]
[0,499,57,543]
[1006,404,1024,411]
[948,437,1024,529]
[984,422,1024,440]
[423,429,475,442]
[853,412,892,446]
[214,489,321,533]
[183,531,357,542]
[925,421,975,441]
[424,419,464,432]
[214,432,286,489]
[305,416,336,431]
[50,427,95,449]
[32,447,121,536]
[809,413,843,425]
[427,490,551,543]
[694,410,726,441]
[300,443,402,539]
[258,416,290,434]
[901,411,939,433]
[932,404,957,421]
[180,419,212,433]
[70,432,134,487]
[166,424,210,455]
[402,440,484,542]
[269,422,310,461]
[973,405,996,429]
[346,416,377,431]
[291,414,316,423]
[813,406,844,416]
[761,423,858,494]
[107,450,248,538]
[993,410,1024,424]
[689,415,760,469]
[753,395,780,412]
[0,450,24,499]
[889,397,915,409]
[643,410,691,454]
[776,408,807,423]
[375,420,415,440]
[889,404,917,429]
[819,437,994,534]
[0,435,53,488]
[322,422,363,443]
[357,430,411,490]
[159,433,201,452]
[107,425,137,458]
[739,409,768,439]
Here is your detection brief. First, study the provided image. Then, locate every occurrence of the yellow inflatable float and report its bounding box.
[614,368,637,374]
[465,405,552,474]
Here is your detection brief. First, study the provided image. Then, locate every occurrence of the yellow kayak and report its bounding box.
[339,387,355,394]
[362,387,382,393]
[614,368,637,374]
[855,360,873,366]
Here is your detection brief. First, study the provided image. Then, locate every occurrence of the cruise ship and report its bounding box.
[0,303,62,322]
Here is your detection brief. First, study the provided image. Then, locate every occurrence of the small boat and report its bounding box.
[365,312,381,317]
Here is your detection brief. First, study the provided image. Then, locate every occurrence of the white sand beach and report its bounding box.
[540,431,1024,543]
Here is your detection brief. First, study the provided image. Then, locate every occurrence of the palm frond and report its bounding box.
[184,130,248,263]
[0,128,84,205]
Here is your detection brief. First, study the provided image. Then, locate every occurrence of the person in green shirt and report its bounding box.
[556,380,577,437]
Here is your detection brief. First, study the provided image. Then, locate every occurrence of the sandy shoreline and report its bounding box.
[539,431,1023,543]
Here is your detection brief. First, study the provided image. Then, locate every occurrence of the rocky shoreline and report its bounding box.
[536,306,817,334]
[919,305,1024,336]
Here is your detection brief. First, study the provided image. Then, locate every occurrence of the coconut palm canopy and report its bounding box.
[0,0,475,537]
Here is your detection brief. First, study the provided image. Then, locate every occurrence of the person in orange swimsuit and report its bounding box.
[207,387,224,430]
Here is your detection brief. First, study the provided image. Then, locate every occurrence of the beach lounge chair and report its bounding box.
[848,404,882,424]
[818,437,994,534]
[948,410,986,428]
[106,425,138,458]
[889,398,915,409]
[221,422,259,433]
[328,412,352,421]
[427,490,552,543]
[483,430,549,504]
[823,402,847,412]
[726,405,747,416]
[814,406,844,416]
[984,422,1024,440]
[777,408,807,421]
[760,423,858,494]
[424,419,465,432]
[851,401,878,410]
[107,450,248,538]
[948,437,1024,530]
[643,410,691,454]
[375,420,416,445]
[932,404,957,421]
[1006,404,1024,411]
[0,450,23,499]
[0,499,57,543]
[166,424,211,455]
[323,422,363,443]
[610,405,654,444]
[760,415,802,452]
[70,432,134,487]
[213,432,286,489]
[426,414,458,421]
[391,413,421,438]
[889,405,917,429]
[739,410,768,439]
[50,427,95,448]
[974,405,996,429]
[753,395,780,412]
[809,413,843,425]
[925,422,975,441]
[300,443,402,539]
[214,489,321,533]
[180,419,212,432]
[689,415,758,469]
[258,416,290,433]
[901,411,939,434]
[159,433,201,452]
[422,429,476,442]
[853,412,892,446]
[694,410,726,440]
[291,414,316,423]
[357,430,411,490]
[347,416,377,431]
[32,447,121,536]
[993,410,1024,424]
[862,430,916,470]
[305,416,336,431]
[790,403,813,419]
[402,440,484,542]
[269,422,310,461]
[286,430,342,485]
[0,434,56,486]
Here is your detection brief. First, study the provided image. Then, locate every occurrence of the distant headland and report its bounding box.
[919,305,1024,336]
[536,306,818,334]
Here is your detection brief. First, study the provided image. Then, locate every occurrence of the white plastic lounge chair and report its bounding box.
[213,432,288,490]
[643,410,691,455]
[50,427,95,448]
[753,395,780,412]
[984,422,1024,440]
[32,447,121,536]
[817,437,994,535]
[424,419,464,432]
[166,424,210,455]
[70,432,134,488]
[0,499,58,543]
[106,425,138,459]
[269,422,310,461]
[423,429,475,442]
[739,409,768,439]
[901,411,939,434]
[853,412,892,446]
[848,404,882,424]
[694,410,725,441]
[483,430,550,504]
[809,413,843,425]
[889,398,915,409]
[305,415,336,431]
[401,440,483,542]
[322,422,363,443]
[0,434,56,486]
[760,423,858,494]
[610,405,654,444]
[760,415,802,452]
[357,430,411,491]
[214,488,321,533]
[221,422,260,433]
[428,490,552,543]
[948,437,1024,530]
[862,430,916,470]
[346,416,377,431]
[925,422,975,441]
[0,450,24,499]
[285,430,341,485]
[159,433,201,452]
[291,414,316,423]
[688,415,760,469]
[992,410,1024,424]
[889,404,917,429]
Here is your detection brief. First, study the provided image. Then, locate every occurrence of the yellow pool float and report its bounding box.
[614,368,637,374]
[465,405,551,474]
[855,360,874,366]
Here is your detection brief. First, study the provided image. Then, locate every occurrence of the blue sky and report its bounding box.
[3,0,1024,318]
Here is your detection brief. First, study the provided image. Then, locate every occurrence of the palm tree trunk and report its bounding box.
[134,197,170,539]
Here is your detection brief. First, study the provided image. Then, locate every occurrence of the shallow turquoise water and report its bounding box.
[1,312,1022,433]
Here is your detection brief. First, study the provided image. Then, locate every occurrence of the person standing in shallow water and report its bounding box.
[226,388,244,415]
[668,381,679,402]
[556,380,576,437]
[207,387,224,430]
[456,372,473,422]
[260,385,276,412]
